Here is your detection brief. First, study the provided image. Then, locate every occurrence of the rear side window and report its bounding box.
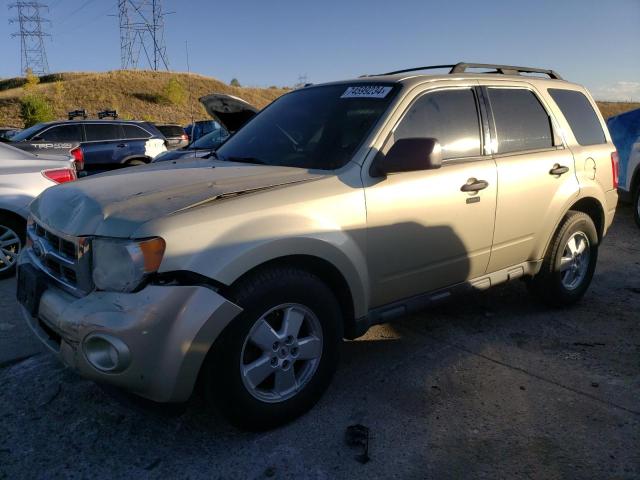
[488,88,553,154]
[39,124,82,142]
[85,124,122,141]
[548,89,606,146]
[122,124,151,139]
[394,88,481,160]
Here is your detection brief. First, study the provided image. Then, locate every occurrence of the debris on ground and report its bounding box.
[345,424,370,464]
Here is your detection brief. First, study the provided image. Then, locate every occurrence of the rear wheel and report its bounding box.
[202,266,342,431]
[527,211,598,307]
[125,158,147,167]
[633,183,640,228]
[0,215,24,279]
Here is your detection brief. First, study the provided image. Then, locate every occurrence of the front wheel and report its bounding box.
[0,216,24,279]
[202,266,342,430]
[527,211,598,307]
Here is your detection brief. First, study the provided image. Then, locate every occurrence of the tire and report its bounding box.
[0,215,25,280]
[527,211,598,307]
[202,266,343,431]
[125,159,147,167]
[633,183,640,229]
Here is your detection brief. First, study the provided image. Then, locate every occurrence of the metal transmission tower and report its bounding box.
[8,1,51,75]
[118,0,170,70]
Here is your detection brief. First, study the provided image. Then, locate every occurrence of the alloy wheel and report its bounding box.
[240,303,323,403]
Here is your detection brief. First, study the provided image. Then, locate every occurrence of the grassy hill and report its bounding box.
[0,70,289,127]
[0,70,638,127]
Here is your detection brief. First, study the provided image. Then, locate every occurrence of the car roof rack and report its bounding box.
[68,109,87,120]
[377,62,563,80]
[97,109,118,119]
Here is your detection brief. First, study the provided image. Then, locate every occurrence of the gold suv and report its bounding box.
[18,63,618,430]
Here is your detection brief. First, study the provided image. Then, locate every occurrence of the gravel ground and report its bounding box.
[0,205,638,479]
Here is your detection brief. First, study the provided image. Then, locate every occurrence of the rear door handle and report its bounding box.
[549,164,569,175]
[460,179,489,192]
[116,143,127,148]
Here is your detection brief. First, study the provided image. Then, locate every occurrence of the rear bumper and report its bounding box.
[20,257,242,402]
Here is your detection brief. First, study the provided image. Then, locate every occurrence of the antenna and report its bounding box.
[185,39,195,152]
[118,0,171,70]
[9,1,51,75]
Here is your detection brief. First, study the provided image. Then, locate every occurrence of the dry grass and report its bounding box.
[0,70,289,127]
[0,71,638,127]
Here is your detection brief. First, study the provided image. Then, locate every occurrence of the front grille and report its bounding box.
[27,219,93,296]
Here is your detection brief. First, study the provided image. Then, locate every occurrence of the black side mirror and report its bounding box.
[371,137,442,177]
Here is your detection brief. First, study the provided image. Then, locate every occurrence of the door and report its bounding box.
[482,86,579,272]
[365,87,498,307]
[83,123,125,169]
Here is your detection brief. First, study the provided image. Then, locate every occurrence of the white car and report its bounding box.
[0,142,77,278]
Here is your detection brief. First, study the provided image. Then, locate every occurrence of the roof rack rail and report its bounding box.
[377,62,563,80]
[450,62,563,80]
[97,109,118,119]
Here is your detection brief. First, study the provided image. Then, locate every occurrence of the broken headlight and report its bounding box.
[92,237,166,292]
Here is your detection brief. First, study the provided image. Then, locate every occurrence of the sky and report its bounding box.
[1,0,639,101]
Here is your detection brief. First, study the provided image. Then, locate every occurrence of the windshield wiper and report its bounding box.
[226,156,267,165]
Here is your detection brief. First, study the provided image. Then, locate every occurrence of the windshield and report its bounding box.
[216,83,398,170]
[191,129,229,149]
[10,123,46,142]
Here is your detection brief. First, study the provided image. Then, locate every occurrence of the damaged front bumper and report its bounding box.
[19,255,242,403]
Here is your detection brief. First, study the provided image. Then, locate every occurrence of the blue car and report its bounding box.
[9,120,167,174]
[153,128,229,163]
[607,108,640,227]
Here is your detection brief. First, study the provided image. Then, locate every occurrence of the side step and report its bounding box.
[349,261,540,339]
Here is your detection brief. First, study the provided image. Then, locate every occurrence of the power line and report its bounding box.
[8,1,51,75]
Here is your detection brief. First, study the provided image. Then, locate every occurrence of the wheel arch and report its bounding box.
[568,196,605,240]
[221,254,357,339]
[119,155,151,165]
[0,208,27,228]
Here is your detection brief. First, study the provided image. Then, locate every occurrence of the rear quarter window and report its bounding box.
[548,89,606,146]
[122,124,151,139]
[156,125,184,137]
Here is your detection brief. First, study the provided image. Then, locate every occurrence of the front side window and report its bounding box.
[548,89,606,146]
[488,88,553,154]
[393,88,482,160]
[85,124,121,142]
[39,124,82,142]
[216,84,398,170]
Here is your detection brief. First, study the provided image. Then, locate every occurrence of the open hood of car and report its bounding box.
[199,93,258,133]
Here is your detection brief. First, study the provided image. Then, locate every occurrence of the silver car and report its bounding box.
[0,143,77,278]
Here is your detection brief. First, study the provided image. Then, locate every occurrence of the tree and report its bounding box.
[230,78,241,87]
[20,94,54,127]
[163,77,187,105]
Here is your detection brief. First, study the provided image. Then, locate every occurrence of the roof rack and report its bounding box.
[68,109,87,120]
[97,109,118,119]
[377,62,563,80]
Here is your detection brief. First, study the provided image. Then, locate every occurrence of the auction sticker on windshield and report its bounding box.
[341,86,393,99]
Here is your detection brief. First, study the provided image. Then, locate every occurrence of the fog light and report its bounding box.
[83,334,131,373]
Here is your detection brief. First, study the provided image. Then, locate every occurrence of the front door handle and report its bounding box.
[549,164,569,175]
[116,143,127,148]
[460,179,489,192]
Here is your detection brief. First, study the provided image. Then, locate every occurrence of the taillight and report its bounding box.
[42,168,77,184]
[70,146,84,171]
[611,151,619,189]
[181,133,188,141]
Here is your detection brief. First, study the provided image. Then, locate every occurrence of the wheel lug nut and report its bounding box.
[282,360,290,369]
[272,341,279,351]
[285,335,294,345]
[270,357,278,366]
[291,347,298,356]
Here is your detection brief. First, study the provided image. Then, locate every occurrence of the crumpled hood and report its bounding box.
[31,159,324,237]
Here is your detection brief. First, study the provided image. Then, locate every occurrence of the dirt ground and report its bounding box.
[0,205,638,479]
